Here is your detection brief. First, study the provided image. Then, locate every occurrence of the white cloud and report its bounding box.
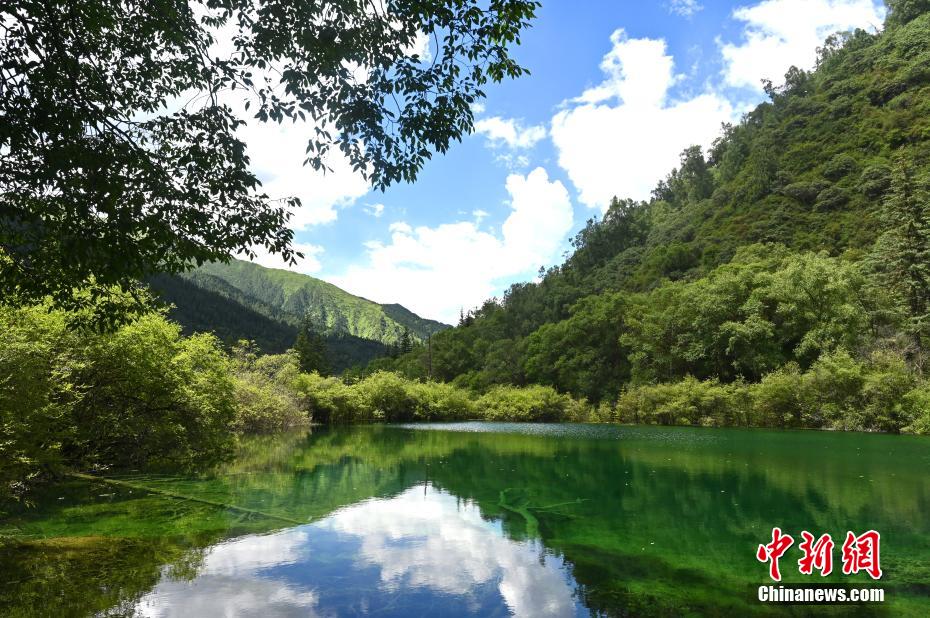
[720,0,885,90]
[135,528,321,617]
[364,202,386,218]
[237,116,370,230]
[200,20,371,233]
[231,117,368,275]
[137,487,580,617]
[319,486,579,617]
[551,29,735,209]
[240,241,324,274]
[669,0,704,17]
[405,30,432,63]
[331,167,572,322]
[474,116,547,150]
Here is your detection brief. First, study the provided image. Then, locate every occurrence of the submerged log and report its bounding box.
[66,472,305,527]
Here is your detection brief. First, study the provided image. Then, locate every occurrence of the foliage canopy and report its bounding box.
[0,0,538,318]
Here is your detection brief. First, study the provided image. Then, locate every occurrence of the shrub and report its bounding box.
[779,180,830,205]
[0,305,78,497]
[477,385,577,422]
[822,154,859,181]
[293,372,372,424]
[1,304,242,499]
[615,377,744,426]
[801,348,864,429]
[858,164,892,198]
[231,348,307,433]
[749,364,806,427]
[857,351,916,432]
[357,371,419,422]
[68,315,237,470]
[408,381,474,421]
[814,185,849,211]
[902,384,930,434]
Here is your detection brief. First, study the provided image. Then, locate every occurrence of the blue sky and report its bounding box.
[240,0,886,323]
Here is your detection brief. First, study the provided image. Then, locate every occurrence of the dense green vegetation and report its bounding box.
[367,8,930,431]
[0,293,588,501]
[5,1,930,510]
[1,299,237,499]
[148,259,448,370]
[0,0,539,319]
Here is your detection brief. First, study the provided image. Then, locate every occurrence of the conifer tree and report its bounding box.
[873,159,930,357]
[294,314,331,376]
[400,327,413,355]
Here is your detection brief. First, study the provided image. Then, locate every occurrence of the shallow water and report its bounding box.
[2,423,930,616]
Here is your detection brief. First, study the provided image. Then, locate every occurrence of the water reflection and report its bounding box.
[136,528,317,617]
[4,424,930,616]
[134,485,585,617]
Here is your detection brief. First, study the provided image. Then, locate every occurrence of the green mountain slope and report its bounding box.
[148,259,448,369]
[149,273,298,354]
[370,7,930,400]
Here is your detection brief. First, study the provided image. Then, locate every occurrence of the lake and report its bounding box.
[2,423,929,616]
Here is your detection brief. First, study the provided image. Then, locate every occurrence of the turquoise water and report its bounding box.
[2,423,929,616]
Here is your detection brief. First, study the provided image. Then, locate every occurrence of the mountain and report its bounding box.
[148,260,448,370]
[369,6,930,397]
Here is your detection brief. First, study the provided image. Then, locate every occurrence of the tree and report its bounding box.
[885,0,930,25]
[652,146,714,207]
[294,314,330,376]
[0,0,539,319]
[399,327,413,355]
[871,159,930,357]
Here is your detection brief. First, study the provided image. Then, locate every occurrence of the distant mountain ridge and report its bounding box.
[148,259,448,370]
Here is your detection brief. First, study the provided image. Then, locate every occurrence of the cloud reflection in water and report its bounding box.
[135,485,584,617]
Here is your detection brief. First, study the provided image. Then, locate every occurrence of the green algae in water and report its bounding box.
[2,424,930,616]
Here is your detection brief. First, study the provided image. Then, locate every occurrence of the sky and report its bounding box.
[239,0,887,324]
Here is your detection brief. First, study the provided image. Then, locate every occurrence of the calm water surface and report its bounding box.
[2,423,929,616]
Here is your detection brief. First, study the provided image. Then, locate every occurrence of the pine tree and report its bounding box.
[400,327,413,355]
[294,314,331,375]
[874,158,930,357]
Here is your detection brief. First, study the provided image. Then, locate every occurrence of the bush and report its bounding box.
[294,371,476,424]
[477,385,584,422]
[358,371,419,422]
[822,154,859,181]
[0,306,78,497]
[858,164,892,198]
[293,372,372,424]
[749,364,806,427]
[614,349,926,433]
[814,185,849,211]
[1,304,239,499]
[615,377,745,426]
[779,180,830,205]
[801,348,864,429]
[408,381,474,421]
[856,351,916,432]
[902,384,930,434]
[231,347,307,433]
[67,315,237,470]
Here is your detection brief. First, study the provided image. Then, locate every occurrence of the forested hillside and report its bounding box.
[369,6,930,428]
[148,260,448,369]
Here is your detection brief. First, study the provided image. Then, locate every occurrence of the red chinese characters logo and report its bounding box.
[841,530,883,580]
[798,531,834,576]
[757,528,882,581]
[756,527,794,581]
